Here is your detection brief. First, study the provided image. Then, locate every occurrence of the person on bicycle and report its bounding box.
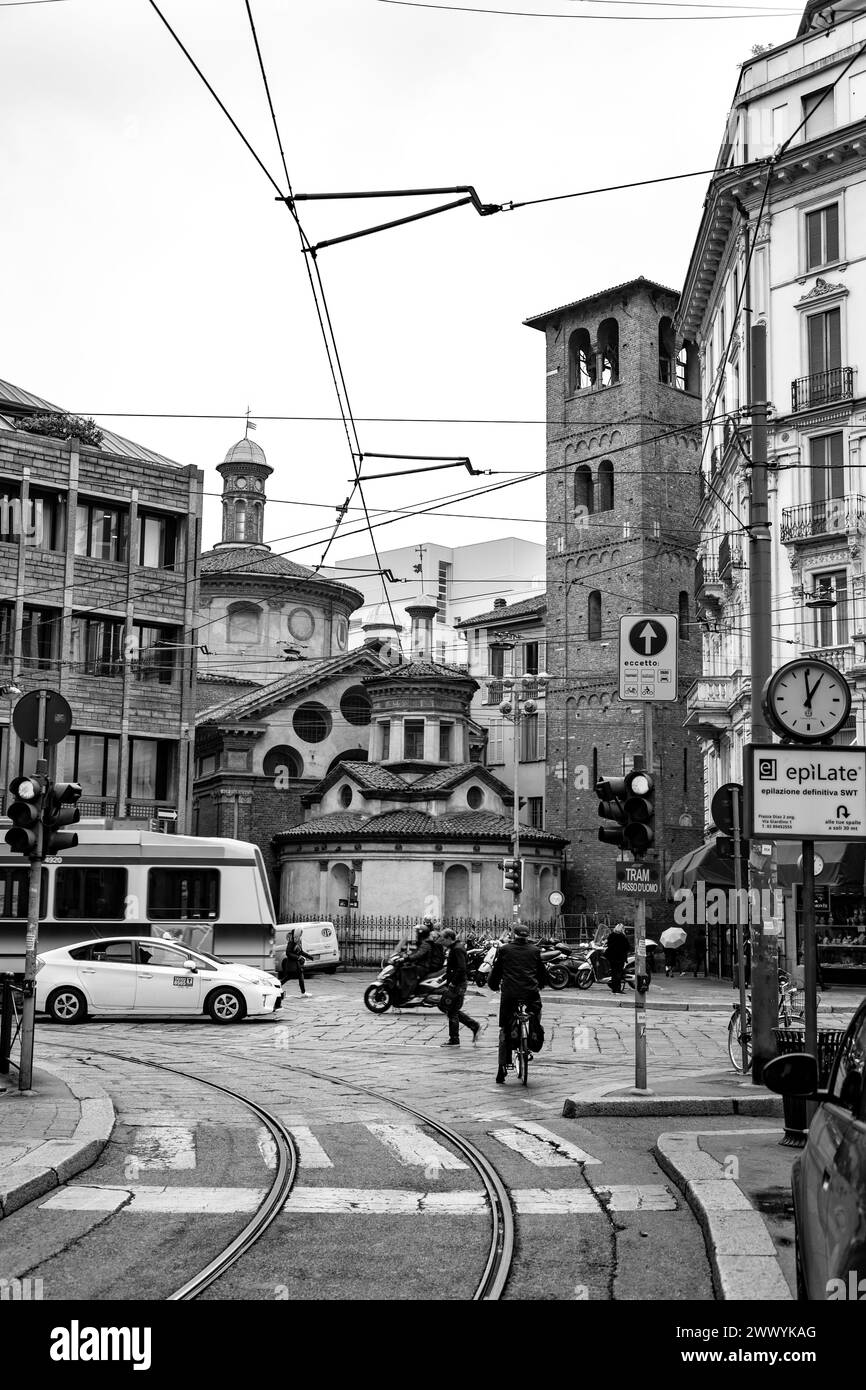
[488,923,546,1084]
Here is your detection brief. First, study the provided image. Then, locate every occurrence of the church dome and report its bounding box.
[221,437,269,469]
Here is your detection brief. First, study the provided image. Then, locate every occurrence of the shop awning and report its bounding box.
[774,841,866,890]
[664,840,739,896]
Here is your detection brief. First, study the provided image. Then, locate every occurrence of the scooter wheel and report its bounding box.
[363,984,392,1014]
[576,971,594,990]
[547,964,570,990]
[475,971,489,987]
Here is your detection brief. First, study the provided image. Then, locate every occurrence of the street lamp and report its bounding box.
[1,683,22,814]
[488,629,549,928]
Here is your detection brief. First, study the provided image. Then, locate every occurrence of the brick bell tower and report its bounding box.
[525,277,704,927]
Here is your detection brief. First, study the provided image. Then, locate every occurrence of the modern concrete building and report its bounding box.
[677,0,866,980]
[525,278,704,926]
[0,378,202,830]
[325,536,545,665]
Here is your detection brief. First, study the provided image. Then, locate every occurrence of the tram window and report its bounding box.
[147,868,220,921]
[54,867,127,919]
[0,866,47,918]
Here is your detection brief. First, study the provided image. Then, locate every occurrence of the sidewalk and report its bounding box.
[0,1058,115,1218]
[552,970,865,1014]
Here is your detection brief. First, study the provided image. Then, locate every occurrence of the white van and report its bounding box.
[272,922,340,975]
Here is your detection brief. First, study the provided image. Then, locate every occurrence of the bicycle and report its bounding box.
[514,1000,532,1086]
[727,982,817,1072]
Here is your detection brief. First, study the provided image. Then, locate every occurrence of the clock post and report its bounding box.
[756,658,856,1070]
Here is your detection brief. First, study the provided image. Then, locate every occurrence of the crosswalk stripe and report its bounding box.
[39,1184,676,1216]
[491,1122,601,1167]
[364,1124,467,1171]
[288,1126,334,1169]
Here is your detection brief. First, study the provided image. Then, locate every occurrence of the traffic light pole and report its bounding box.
[18,693,47,1092]
[512,704,521,929]
[633,705,654,1092]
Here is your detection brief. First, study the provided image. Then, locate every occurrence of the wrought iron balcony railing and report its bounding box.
[791,366,854,412]
[780,494,866,543]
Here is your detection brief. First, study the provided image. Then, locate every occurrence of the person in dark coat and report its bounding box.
[692,926,708,978]
[488,924,547,1084]
[438,928,480,1046]
[279,931,313,996]
[605,924,630,993]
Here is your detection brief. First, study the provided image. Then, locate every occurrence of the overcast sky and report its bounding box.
[1,0,801,598]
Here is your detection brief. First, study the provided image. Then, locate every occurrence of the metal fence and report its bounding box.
[282,912,611,967]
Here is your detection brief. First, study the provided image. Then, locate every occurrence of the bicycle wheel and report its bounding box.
[518,1021,530,1086]
[728,1007,752,1071]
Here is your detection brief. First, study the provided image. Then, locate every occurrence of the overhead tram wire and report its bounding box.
[146,1,402,645]
[242,0,406,625]
[377,0,797,19]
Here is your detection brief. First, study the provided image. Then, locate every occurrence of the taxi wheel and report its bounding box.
[206,988,247,1025]
[46,987,88,1024]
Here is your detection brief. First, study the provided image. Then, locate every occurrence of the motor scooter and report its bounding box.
[575,945,655,992]
[363,951,448,1014]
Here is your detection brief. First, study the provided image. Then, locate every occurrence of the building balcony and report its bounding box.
[780,495,866,545]
[791,367,855,413]
[718,533,744,583]
[800,643,855,675]
[684,672,751,738]
[695,557,723,602]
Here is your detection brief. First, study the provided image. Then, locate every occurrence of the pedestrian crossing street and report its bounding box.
[38,1117,678,1217]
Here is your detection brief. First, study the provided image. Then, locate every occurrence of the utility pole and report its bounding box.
[745,217,778,1082]
[18,693,47,1092]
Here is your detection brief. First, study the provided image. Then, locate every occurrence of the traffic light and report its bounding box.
[42,781,82,856]
[5,775,47,857]
[500,856,523,893]
[596,770,656,859]
[716,834,749,864]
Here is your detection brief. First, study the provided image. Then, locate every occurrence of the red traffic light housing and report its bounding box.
[42,781,82,856]
[5,774,48,857]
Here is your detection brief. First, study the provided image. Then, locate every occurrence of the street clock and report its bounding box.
[762,658,851,744]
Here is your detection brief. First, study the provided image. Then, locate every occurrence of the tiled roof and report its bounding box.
[276,807,566,844]
[364,659,472,682]
[199,547,318,579]
[454,594,546,628]
[196,648,389,724]
[339,762,406,792]
[524,276,679,329]
[0,377,186,470]
[410,765,474,791]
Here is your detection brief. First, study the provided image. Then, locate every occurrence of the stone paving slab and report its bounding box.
[0,1058,115,1219]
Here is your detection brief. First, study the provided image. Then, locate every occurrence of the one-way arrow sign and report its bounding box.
[619,614,678,703]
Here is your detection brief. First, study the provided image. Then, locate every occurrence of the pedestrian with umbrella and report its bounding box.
[660,926,687,977]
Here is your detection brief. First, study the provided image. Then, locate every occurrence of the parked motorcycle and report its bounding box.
[363,951,448,1014]
[466,939,495,986]
[537,938,573,990]
[575,943,656,992]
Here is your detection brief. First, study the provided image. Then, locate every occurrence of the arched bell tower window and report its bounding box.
[597,318,619,386]
[234,499,247,542]
[574,465,593,516]
[659,316,676,385]
[596,460,614,512]
[568,328,595,392]
[588,590,602,641]
[679,590,690,640]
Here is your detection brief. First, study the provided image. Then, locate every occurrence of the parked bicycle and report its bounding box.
[727,980,817,1072]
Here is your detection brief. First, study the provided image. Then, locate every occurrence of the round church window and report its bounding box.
[293,702,331,743]
[467,786,484,810]
[335,616,348,650]
[288,607,315,642]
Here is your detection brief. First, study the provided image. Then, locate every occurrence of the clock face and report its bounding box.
[764,660,851,742]
[235,476,247,491]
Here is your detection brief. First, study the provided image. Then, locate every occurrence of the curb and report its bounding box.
[653,1130,793,1300]
[562,1093,784,1117]
[0,1059,115,1219]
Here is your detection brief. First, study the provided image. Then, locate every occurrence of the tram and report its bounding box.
[0,827,277,973]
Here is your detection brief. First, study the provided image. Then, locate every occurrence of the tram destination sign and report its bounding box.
[745,744,866,841]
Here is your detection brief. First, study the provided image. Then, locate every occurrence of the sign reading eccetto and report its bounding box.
[745,743,866,841]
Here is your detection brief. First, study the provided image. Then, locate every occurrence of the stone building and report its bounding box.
[274,607,566,924]
[677,0,866,980]
[524,278,704,923]
[197,435,364,689]
[0,377,202,830]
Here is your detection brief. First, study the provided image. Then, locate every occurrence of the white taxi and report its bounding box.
[35,937,283,1025]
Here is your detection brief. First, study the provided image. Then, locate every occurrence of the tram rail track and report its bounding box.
[38,1036,516,1302]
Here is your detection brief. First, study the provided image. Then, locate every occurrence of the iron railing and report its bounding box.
[780,494,866,543]
[791,366,854,412]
